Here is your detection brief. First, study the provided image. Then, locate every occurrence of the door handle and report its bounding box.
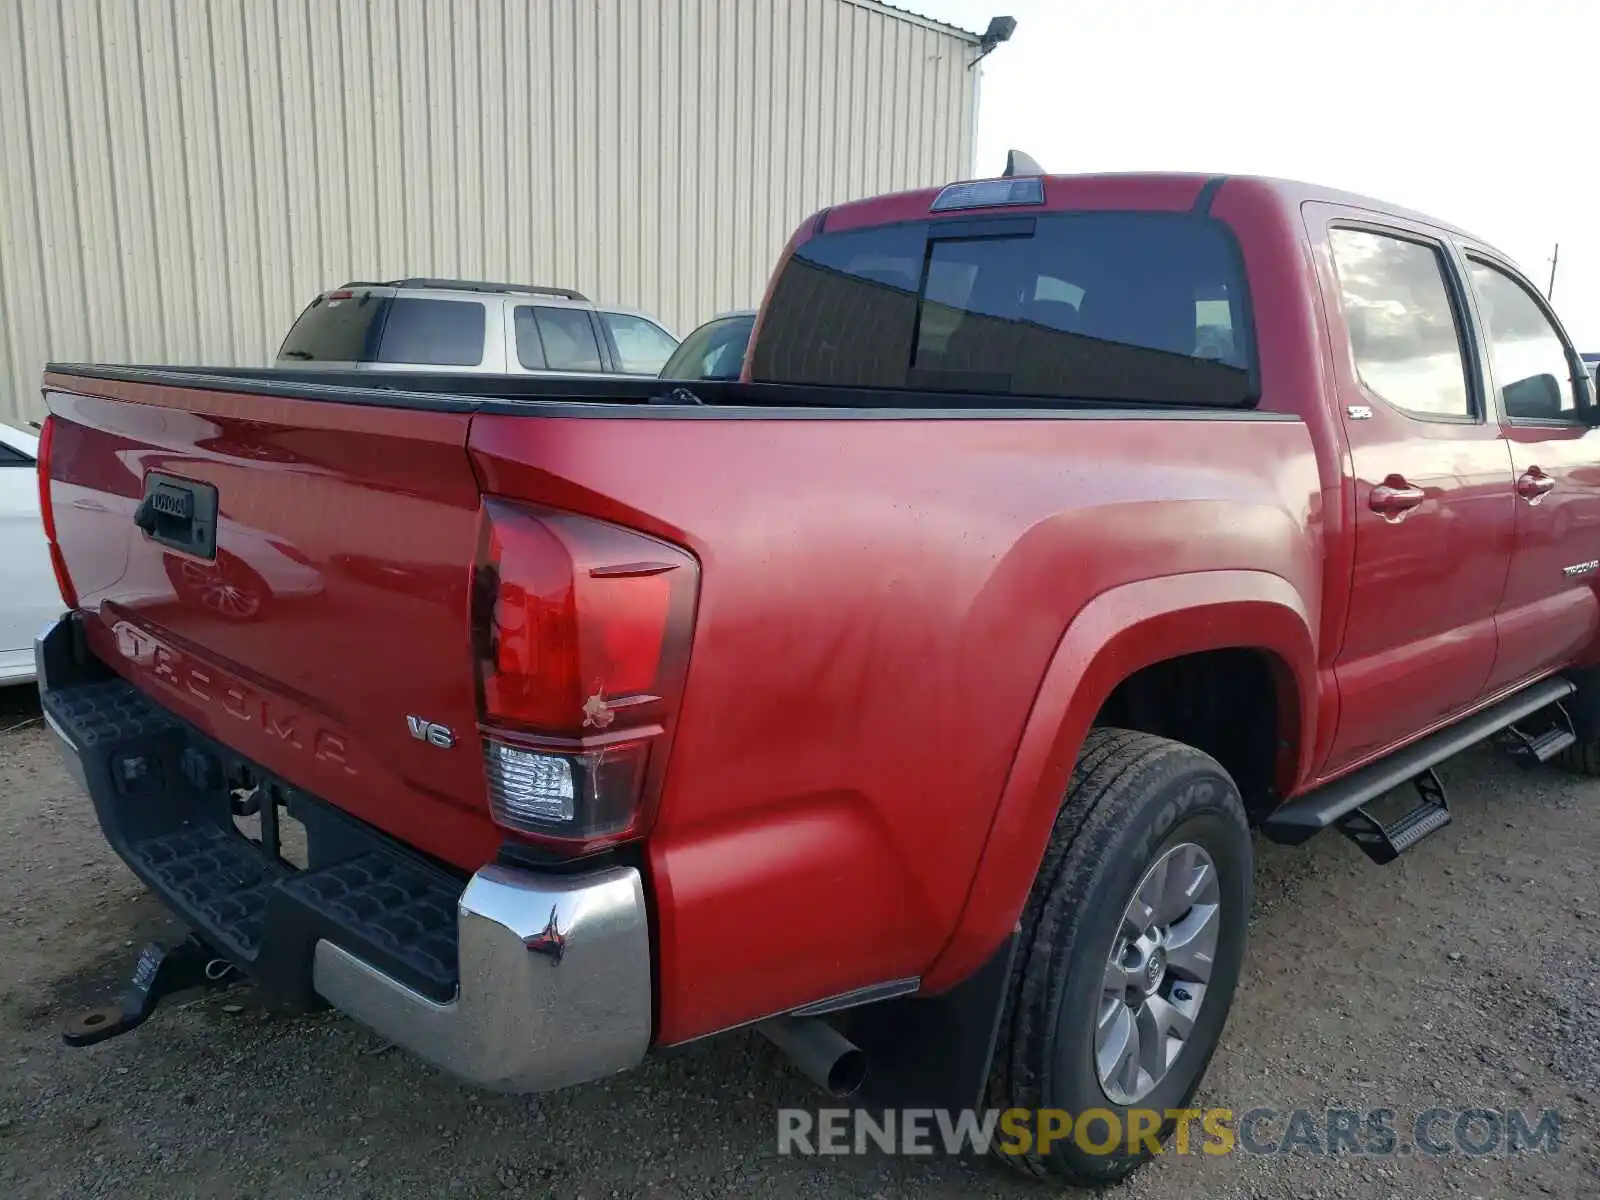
[1369,477,1426,520]
[135,472,218,558]
[1516,468,1556,504]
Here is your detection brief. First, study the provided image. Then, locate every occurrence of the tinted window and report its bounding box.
[512,306,547,370]
[277,293,388,362]
[1328,229,1471,420]
[376,297,485,366]
[661,315,755,380]
[0,440,32,466]
[602,313,679,374]
[749,213,1255,406]
[1467,259,1579,421]
[529,307,603,372]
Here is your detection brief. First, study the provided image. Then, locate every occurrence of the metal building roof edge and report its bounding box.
[839,0,984,43]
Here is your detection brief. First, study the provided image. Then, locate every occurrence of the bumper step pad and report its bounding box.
[41,613,653,1091]
[45,678,464,1005]
[46,677,180,745]
[280,854,459,997]
[135,825,284,958]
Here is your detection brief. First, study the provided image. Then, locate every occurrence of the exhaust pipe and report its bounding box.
[758,1015,868,1097]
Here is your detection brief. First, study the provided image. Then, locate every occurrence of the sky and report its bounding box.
[907,0,1600,349]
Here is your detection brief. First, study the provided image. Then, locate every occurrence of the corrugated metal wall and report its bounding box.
[0,0,979,425]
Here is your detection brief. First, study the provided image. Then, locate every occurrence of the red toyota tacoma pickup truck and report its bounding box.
[34,172,1600,1185]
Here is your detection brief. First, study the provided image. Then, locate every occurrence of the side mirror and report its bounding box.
[1503,372,1564,420]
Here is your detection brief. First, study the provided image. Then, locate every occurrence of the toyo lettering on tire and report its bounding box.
[988,728,1254,1185]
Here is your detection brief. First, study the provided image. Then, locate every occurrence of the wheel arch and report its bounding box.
[923,569,1317,992]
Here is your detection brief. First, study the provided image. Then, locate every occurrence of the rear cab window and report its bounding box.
[749,212,1256,406]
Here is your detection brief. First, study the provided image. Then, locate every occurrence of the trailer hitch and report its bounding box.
[62,936,237,1047]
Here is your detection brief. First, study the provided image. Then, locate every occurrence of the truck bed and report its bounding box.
[40,361,1320,1045]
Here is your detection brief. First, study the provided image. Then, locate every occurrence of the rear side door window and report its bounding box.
[1327,228,1474,421]
[1465,258,1584,422]
[516,306,604,372]
[600,313,679,375]
[375,298,486,367]
[512,306,547,369]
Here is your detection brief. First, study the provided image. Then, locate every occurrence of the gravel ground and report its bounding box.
[1,682,1595,1199]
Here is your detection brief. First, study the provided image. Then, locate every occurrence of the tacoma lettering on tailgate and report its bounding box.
[111,620,357,775]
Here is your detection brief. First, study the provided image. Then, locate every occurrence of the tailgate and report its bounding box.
[42,372,496,868]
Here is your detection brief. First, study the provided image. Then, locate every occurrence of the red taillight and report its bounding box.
[35,414,78,610]
[473,499,698,851]
[36,414,57,540]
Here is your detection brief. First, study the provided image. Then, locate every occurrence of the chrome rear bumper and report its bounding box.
[37,615,652,1094]
[313,863,652,1092]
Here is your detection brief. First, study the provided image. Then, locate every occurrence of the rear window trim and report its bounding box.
[756,209,1263,408]
[926,215,1038,242]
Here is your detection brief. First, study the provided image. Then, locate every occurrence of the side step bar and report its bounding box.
[1262,676,1575,848]
[1502,700,1577,767]
[1334,767,1450,865]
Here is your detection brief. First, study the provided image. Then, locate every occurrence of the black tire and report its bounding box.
[988,728,1253,1186]
[1555,739,1600,775]
[1556,671,1600,775]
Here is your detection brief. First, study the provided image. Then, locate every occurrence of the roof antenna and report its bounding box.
[1002,149,1045,178]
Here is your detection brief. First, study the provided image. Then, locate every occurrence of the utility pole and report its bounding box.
[1547,243,1559,301]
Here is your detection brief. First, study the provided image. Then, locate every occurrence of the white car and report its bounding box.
[0,422,63,685]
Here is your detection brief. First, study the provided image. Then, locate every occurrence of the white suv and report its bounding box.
[276,279,680,377]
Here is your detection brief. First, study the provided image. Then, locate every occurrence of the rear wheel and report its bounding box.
[1554,671,1600,775]
[989,728,1253,1186]
[1554,740,1600,775]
